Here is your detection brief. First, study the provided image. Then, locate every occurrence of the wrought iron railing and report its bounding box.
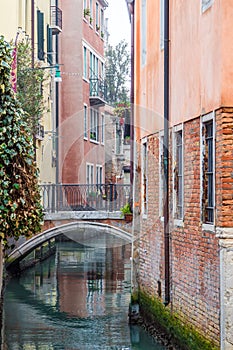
[40,184,132,213]
[89,77,107,101]
[50,6,62,32]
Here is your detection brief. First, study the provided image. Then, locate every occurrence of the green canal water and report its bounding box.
[2,233,166,350]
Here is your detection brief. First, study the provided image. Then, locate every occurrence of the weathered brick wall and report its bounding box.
[136,115,221,345]
[172,118,220,342]
[215,107,233,227]
[139,134,165,297]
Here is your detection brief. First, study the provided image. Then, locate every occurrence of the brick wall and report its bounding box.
[136,114,223,345]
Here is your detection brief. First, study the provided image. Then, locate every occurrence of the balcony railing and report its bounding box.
[50,6,62,34]
[40,183,132,213]
[89,77,107,106]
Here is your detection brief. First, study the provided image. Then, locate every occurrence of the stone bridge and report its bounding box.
[6,210,133,271]
[6,184,133,271]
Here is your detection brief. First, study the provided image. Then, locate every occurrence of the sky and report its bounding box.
[105,0,131,47]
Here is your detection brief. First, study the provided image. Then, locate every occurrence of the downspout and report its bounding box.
[55,32,59,184]
[129,1,134,188]
[163,0,170,306]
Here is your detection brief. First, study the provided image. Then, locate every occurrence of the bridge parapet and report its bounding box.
[40,183,132,213]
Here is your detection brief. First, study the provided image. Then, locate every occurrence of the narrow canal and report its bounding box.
[2,230,166,349]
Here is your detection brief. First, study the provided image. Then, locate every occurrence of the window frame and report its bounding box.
[90,108,99,143]
[201,112,215,230]
[86,163,94,185]
[173,124,184,225]
[101,113,105,145]
[141,138,148,217]
[201,0,214,13]
[160,0,164,50]
[83,46,88,80]
[141,0,147,66]
[84,104,88,139]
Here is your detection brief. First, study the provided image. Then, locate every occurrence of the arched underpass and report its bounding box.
[6,221,133,271]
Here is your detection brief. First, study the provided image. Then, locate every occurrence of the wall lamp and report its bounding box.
[28,64,62,82]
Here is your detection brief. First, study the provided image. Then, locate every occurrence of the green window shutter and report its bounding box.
[47,25,53,64]
[37,10,44,60]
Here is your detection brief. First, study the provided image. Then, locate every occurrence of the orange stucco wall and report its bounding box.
[135,0,233,139]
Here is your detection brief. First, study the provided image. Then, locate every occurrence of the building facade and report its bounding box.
[0,0,62,184]
[130,0,233,348]
[58,0,108,186]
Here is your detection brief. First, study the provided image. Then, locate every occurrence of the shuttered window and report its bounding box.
[37,10,44,60]
[47,25,53,65]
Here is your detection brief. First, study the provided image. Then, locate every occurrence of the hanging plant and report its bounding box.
[0,36,43,250]
[84,8,90,17]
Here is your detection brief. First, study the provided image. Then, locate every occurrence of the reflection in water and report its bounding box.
[2,233,165,350]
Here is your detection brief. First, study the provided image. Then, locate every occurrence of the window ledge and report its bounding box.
[90,139,99,145]
[202,223,215,233]
[174,219,184,227]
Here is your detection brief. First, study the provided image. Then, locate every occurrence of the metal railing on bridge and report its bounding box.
[40,184,132,213]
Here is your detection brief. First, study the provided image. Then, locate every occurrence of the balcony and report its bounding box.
[89,77,107,106]
[50,6,62,34]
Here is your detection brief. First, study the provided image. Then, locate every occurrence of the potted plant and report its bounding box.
[120,202,133,222]
[84,8,90,17]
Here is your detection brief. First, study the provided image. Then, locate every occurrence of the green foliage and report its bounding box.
[16,40,47,135]
[138,290,219,350]
[105,40,130,104]
[114,101,130,118]
[0,36,43,249]
[120,202,132,217]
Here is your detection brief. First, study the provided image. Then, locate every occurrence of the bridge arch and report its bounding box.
[6,221,132,269]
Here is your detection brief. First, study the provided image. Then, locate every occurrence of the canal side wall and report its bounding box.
[133,109,233,349]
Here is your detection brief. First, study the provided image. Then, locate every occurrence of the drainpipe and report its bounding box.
[54,0,60,185]
[55,32,59,185]
[126,0,135,189]
[163,0,170,306]
[129,1,134,188]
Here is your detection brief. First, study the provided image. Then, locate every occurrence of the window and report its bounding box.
[37,10,44,60]
[96,165,103,185]
[90,108,99,142]
[160,0,164,49]
[90,0,93,20]
[101,113,105,144]
[47,25,53,65]
[116,121,122,155]
[141,0,147,66]
[202,115,215,225]
[86,163,94,185]
[84,105,88,139]
[202,0,214,12]
[96,2,99,31]
[83,46,87,79]
[100,9,104,36]
[159,132,164,217]
[173,127,183,220]
[90,52,99,78]
[142,140,148,216]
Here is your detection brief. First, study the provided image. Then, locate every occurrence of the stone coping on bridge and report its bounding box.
[44,211,123,221]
